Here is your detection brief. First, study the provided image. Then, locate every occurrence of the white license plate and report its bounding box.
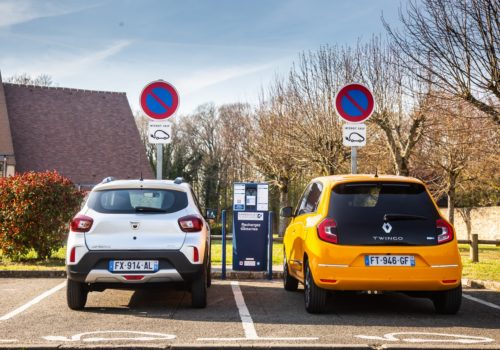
[109,260,159,272]
[365,255,415,267]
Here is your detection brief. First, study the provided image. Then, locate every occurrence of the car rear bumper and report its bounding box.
[313,263,461,291]
[67,250,203,284]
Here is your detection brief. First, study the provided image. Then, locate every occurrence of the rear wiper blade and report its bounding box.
[135,206,166,213]
[384,213,427,222]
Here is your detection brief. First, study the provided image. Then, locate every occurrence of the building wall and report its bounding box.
[439,207,499,241]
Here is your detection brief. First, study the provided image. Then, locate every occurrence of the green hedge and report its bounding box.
[0,171,84,260]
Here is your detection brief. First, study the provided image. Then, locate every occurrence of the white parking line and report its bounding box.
[231,281,258,339]
[0,281,66,321]
[198,281,318,342]
[463,294,500,311]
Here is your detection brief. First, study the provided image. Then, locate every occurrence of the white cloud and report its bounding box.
[177,63,275,95]
[0,0,98,28]
[1,40,132,79]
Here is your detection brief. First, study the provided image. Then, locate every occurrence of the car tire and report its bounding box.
[304,260,326,314]
[283,252,298,291]
[207,259,212,288]
[432,284,462,314]
[66,279,88,310]
[191,263,207,308]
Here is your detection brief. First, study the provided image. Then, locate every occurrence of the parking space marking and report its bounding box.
[198,281,318,342]
[43,331,176,342]
[356,332,494,344]
[464,294,500,311]
[0,281,66,321]
[231,280,258,339]
[0,339,18,343]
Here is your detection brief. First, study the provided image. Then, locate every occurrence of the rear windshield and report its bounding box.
[329,182,439,245]
[87,189,188,214]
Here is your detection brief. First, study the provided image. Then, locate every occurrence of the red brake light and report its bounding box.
[178,215,203,232]
[70,215,93,233]
[436,219,453,244]
[317,218,338,244]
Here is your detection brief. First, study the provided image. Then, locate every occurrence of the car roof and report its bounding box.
[92,179,191,192]
[312,174,424,186]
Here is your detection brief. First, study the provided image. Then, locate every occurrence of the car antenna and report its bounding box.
[374,168,379,178]
[140,171,143,181]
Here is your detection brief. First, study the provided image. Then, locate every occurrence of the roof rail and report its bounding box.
[101,176,116,184]
[174,177,185,184]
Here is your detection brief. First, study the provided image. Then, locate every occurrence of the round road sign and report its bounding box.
[335,83,374,123]
[140,80,179,120]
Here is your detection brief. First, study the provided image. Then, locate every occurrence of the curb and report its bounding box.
[0,269,498,291]
[1,345,499,350]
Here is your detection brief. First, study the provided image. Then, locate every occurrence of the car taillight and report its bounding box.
[70,215,93,233]
[317,218,338,244]
[178,215,203,232]
[436,219,453,244]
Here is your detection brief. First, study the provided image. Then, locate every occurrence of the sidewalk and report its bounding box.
[0,265,498,291]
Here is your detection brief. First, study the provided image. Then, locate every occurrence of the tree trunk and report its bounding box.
[447,175,457,225]
[458,207,473,241]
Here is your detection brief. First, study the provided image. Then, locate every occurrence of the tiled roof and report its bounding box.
[3,83,154,184]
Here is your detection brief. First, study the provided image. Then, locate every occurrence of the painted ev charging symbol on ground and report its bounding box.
[356,332,494,344]
[43,331,176,342]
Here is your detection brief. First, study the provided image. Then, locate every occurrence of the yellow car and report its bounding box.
[281,174,462,314]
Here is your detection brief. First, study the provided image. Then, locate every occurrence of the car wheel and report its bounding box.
[304,260,326,314]
[432,284,462,314]
[191,263,208,308]
[283,252,298,291]
[66,279,88,310]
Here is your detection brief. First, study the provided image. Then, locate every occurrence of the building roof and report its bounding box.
[2,81,154,185]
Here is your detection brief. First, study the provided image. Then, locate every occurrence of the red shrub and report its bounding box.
[0,171,84,259]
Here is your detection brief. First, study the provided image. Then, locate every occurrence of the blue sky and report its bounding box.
[0,0,402,115]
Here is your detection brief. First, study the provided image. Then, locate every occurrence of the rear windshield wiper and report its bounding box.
[384,213,427,222]
[135,206,167,213]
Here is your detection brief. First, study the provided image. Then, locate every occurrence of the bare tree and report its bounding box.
[362,38,430,175]
[415,95,496,224]
[384,0,500,124]
[6,73,53,86]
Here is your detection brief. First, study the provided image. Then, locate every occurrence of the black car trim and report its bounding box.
[67,250,204,283]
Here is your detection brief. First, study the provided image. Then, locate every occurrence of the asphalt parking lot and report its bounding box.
[0,278,499,349]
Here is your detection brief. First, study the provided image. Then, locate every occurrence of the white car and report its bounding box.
[66,177,211,310]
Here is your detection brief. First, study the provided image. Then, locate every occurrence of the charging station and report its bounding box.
[232,182,269,271]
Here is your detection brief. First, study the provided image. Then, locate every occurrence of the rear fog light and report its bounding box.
[123,275,144,281]
[320,279,337,283]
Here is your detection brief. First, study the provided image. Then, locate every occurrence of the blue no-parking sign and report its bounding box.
[335,83,374,123]
[140,80,179,120]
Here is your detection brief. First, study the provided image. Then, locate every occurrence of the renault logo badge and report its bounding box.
[382,222,392,233]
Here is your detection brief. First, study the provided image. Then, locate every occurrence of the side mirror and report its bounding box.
[280,207,294,218]
[205,208,217,220]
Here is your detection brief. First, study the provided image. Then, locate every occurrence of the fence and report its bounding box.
[458,234,498,263]
[212,234,498,263]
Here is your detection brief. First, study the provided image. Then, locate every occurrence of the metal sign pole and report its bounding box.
[156,144,163,180]
[351,146,357,174]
